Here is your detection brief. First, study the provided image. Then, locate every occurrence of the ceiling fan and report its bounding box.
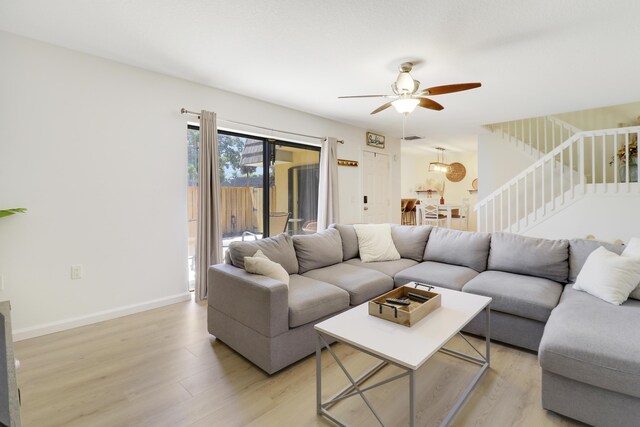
[338,62,481,115]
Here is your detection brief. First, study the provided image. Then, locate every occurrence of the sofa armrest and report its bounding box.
[207,263,289,337]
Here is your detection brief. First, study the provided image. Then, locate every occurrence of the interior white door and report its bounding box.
[362,151,391,223]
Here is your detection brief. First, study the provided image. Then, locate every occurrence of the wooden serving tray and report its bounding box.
[368,284,441,327]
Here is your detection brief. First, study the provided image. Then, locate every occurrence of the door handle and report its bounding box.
[364,195,368,204]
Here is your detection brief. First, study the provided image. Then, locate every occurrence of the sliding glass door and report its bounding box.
[187,127,321,287]
[269,143,320,235]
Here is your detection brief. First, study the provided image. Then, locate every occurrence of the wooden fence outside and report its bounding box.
[188,186,274,236]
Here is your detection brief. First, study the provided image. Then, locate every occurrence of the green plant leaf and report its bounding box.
[0,208,27,218]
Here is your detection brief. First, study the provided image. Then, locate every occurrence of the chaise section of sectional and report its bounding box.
[537,238,640,427]
[539,285,640,427]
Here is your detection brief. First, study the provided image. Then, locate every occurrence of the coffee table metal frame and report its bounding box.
[315,298,490,427]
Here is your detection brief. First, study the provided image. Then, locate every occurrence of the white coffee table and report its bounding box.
[314,283,492,427]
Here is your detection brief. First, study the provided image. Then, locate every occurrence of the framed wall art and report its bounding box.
[366,132,385,149]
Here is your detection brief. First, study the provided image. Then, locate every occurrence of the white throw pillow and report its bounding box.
[244,250,289,285]
[353,223,401,263]
[621,237,640,300]
[573,246,640,305]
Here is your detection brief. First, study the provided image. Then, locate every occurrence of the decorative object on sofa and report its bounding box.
[338,62,481,116]
[369,285,441,326]
[0,208,26,219]
[621,237,640,300]
[244,250,290,285]
[352,223,400,262]
[445,162,466,182]
[365,132,385,149]
[337,159,358,167]
[572,246,640,305]
[428,147,450,173]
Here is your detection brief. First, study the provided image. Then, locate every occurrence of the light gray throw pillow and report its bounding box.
[391,224,432,262]
[423,228,491,272]
[293,228,343,274]
[228,233,299,274]
[329,223,359,260]
[489,232,569,283]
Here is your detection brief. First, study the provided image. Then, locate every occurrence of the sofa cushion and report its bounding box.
[229,233,299,274]
[489,233,569,283]
[462,271,562,322]
[568,238,624,283]
[391,224,432,262]
[288,275,350,328]
[303,263,394,306]
[344,258,418,277]
[539,284,640,398]
[394,261,479,291]
[423,228,491,272]
[330,224,359,260]
[292,228,343,274]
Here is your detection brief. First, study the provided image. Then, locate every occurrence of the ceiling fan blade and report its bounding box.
[338,95,388,99]
[421,83,481,96]
[417,97,444,111]
[370,102,393,115]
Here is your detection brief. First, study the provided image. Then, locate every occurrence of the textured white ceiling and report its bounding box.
[2,0,639,150]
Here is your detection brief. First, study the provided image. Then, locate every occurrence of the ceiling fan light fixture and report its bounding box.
[395,72,415,94]
[392,97,420,114]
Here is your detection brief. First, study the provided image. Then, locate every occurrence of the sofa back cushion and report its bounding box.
[228,233,299,274]
[569,238,625,283]
[292,228,343,274]
[330,224,359,260]
[423,228,491,272]
[391,224,432,262]
[488,233,569,283]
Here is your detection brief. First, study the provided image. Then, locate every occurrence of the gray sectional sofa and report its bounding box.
[207,225,640,427]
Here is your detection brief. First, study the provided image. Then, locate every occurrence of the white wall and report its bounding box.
[477,132,537,199]
[401,148,478,230]
[523,191,640,242]
[555,101,640,131]
[0,32,400,338]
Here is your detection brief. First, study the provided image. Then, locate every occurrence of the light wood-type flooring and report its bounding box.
[14,298,584,427]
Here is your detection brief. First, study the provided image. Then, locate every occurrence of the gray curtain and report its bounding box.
[317,137,339,230]
[195,110,222,301]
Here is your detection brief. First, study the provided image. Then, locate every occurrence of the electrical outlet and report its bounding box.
[71,265,83,280]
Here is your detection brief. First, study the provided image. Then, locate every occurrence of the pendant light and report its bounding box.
[429,147,450,173]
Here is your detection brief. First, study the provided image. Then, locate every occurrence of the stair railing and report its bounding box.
[476,125,640,233]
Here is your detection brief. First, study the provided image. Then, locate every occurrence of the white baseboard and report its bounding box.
[13,292,193,341]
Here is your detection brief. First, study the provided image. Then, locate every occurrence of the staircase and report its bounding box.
[477,118,640,234]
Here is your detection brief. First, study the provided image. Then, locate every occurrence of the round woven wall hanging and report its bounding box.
[446,162,466,182]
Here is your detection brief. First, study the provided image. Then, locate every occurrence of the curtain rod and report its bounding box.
[180,108,344,144]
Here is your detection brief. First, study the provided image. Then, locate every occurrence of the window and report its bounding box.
[186,127,320,288]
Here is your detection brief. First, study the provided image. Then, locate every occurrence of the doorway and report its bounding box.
[362,151,391,223]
